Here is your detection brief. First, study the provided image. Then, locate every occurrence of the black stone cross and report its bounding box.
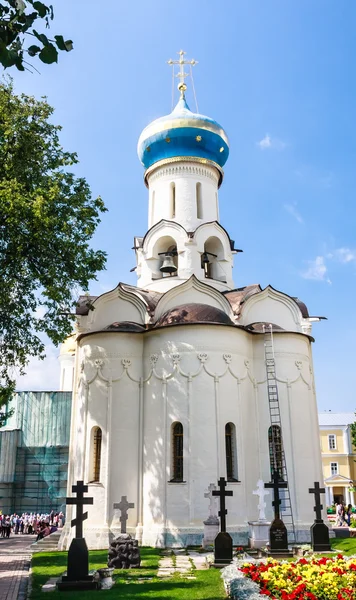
[265,470,288,520]
[113,496,134,533]
[66,480,93,539]
[309,481,325,521]
[212,477,233,532]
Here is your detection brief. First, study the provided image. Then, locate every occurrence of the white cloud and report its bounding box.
[334,247,356,264]
[284,203,303,224]
[302,256,331,284]
[16,343,60,391]
[257,133,286,150]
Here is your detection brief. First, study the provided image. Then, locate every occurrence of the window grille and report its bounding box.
[330,462,338,476]
[225,423,233,480]
[268,425,284,480]
[92,427,102,482]
[172,422,183,481]
[328,434,336,450]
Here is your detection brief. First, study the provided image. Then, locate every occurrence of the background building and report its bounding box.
[319,412,356,506]
[0,391,71,515]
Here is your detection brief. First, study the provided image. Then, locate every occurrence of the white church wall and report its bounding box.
[252,333,325,538]
[141,325,257,544]
[62,322,323,548]
[147,162,220,231]
[59,355,74,391]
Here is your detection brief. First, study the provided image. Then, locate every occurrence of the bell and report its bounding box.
[201,252,210,265]
[160,253,177,274]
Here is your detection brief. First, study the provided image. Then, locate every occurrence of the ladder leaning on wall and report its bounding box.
[263,323,296,544]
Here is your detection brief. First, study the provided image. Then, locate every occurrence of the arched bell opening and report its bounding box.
[201,236,226,282]
[152,235,178,280]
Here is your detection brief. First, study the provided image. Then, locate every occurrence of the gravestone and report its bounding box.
[212,477,233,565]
[265,471,289,552]
[270,517,288,552]
[57,480,98,591]
[309,481,331,551]
[248,479,271,549]
[108,496,141,569]
[108,533,141,569]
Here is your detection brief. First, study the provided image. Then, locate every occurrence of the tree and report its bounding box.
[351,416,356,454]
[0,1,72,71]
[0,79,107,424]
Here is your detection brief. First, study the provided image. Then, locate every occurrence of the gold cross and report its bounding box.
[167,50,198,96]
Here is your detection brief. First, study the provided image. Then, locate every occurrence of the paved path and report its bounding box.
[157,549,208,578]
[0,536,33,600]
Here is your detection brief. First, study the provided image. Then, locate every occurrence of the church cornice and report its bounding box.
[146,161,220,186]
[144,156,223,187]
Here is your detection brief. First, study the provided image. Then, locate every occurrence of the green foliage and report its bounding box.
[0,1,73,71]
[0,78,107,397]
[350,413,356,454]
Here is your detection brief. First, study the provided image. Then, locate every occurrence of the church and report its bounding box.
[59,52,324,550]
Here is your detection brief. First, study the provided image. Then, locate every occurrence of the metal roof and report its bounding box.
[318,412,355,426]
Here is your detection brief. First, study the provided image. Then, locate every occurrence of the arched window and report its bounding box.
[202,237,225,282]
[196,182,203,219]
[89,426,102,483]
[225,422,238,481]
[171,422,183,482]
[170,182,176,218]
[154,236,178,279]
[268,425,284,480]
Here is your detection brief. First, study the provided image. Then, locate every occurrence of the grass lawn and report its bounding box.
[330,536,356,555]
[30,539,356,600]
[30,547,226,600]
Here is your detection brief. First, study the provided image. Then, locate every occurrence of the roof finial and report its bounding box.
[167,50,198,98]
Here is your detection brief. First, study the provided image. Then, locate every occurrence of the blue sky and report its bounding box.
[13,0,356,412]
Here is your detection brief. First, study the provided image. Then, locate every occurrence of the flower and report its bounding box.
[224,554,356,600]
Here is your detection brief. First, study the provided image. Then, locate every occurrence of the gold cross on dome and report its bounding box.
[167,50,198,96]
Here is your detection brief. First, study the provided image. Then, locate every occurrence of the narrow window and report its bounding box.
[171,422,183,481]
[225,422,238,481]
[328,434,336,450]
[170,182,176,218]
[330,462,338,476]
[150,190,155,226]
[90,427,102,483]
[196,182,203,219]
[268,425,284,480]
[215,192,219,220]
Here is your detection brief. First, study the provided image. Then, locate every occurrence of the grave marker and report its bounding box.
[309,481,331,551]
[265,471,288,552]
[57,480,97,591]
[113,496,135,534]
[212,477,233,565]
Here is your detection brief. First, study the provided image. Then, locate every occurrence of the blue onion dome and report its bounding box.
[137,94,229,184]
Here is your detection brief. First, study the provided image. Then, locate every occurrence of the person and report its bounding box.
[336,502,345,526]
[4,516,11,538]
[345,504,353,526]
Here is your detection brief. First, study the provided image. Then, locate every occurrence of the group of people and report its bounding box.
[0,511,64,539]
[335,502,353,526]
